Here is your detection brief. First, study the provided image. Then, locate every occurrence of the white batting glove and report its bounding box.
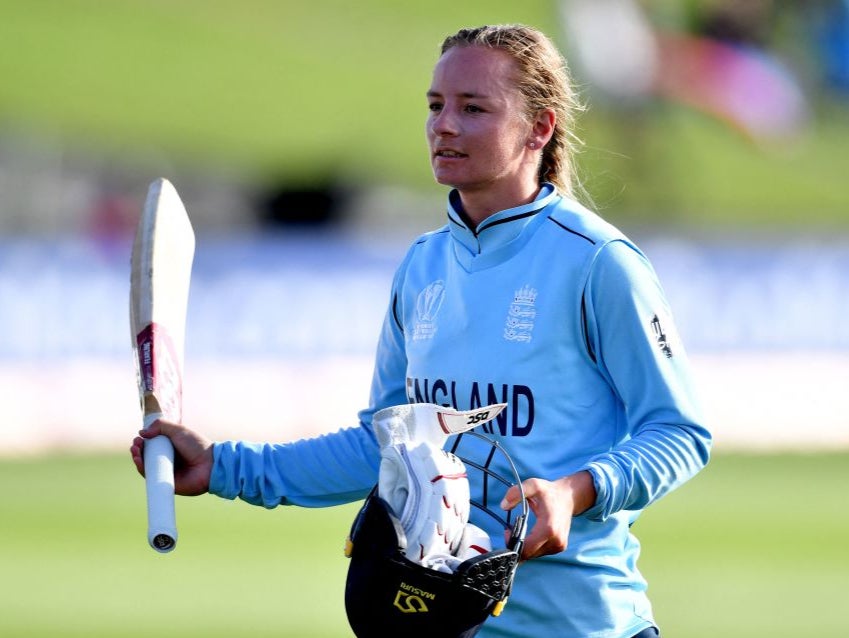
[378,441,470,563]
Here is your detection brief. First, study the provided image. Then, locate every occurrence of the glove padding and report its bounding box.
[373,402,507,450]
[373,402,507,572]
[420,523,493,573]
[379,441,471,563]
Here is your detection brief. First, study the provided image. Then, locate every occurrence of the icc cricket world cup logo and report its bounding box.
[413,280,446,341]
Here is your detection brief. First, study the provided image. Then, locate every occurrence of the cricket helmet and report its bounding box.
[343,430,528,638]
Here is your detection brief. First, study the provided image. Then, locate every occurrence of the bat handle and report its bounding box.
[143,415,178,553]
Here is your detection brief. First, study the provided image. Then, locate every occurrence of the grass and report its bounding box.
[0,453,358,637]
[635,452,848,637]
[0,451,846,637]
[1,0,848,230]
[0,0,552,186]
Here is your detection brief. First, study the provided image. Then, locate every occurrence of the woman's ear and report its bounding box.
[529,108,556,149]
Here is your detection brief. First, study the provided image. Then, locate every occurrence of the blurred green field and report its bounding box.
[2,0,848,228]
[0,451,846,637]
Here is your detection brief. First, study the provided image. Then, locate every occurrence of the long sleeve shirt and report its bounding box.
[210,184,712,638]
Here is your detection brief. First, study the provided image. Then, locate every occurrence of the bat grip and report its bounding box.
[143,420,178,553]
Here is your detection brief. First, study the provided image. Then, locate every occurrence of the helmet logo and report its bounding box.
[394,583,435,613]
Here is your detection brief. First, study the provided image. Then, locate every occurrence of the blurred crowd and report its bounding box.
[559,0,849,141]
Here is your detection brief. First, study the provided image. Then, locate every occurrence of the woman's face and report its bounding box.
[426,45,535,203]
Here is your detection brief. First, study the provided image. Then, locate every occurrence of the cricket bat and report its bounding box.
[130,178,195,553]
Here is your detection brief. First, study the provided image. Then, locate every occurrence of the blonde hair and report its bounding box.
[440,24,585,197]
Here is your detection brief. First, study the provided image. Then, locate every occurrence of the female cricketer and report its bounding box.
[132,23,712,638]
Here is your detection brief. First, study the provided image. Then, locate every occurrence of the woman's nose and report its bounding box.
[430,107,459,136]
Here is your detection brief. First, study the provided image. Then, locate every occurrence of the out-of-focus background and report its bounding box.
[0,1,847,637]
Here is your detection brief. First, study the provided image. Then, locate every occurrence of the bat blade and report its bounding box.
[130,177,195,553]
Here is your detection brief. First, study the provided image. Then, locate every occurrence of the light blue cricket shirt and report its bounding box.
[211,184,712,638]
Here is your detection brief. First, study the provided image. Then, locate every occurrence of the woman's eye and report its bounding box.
[428,102,442,113]
[465,104,483,113]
